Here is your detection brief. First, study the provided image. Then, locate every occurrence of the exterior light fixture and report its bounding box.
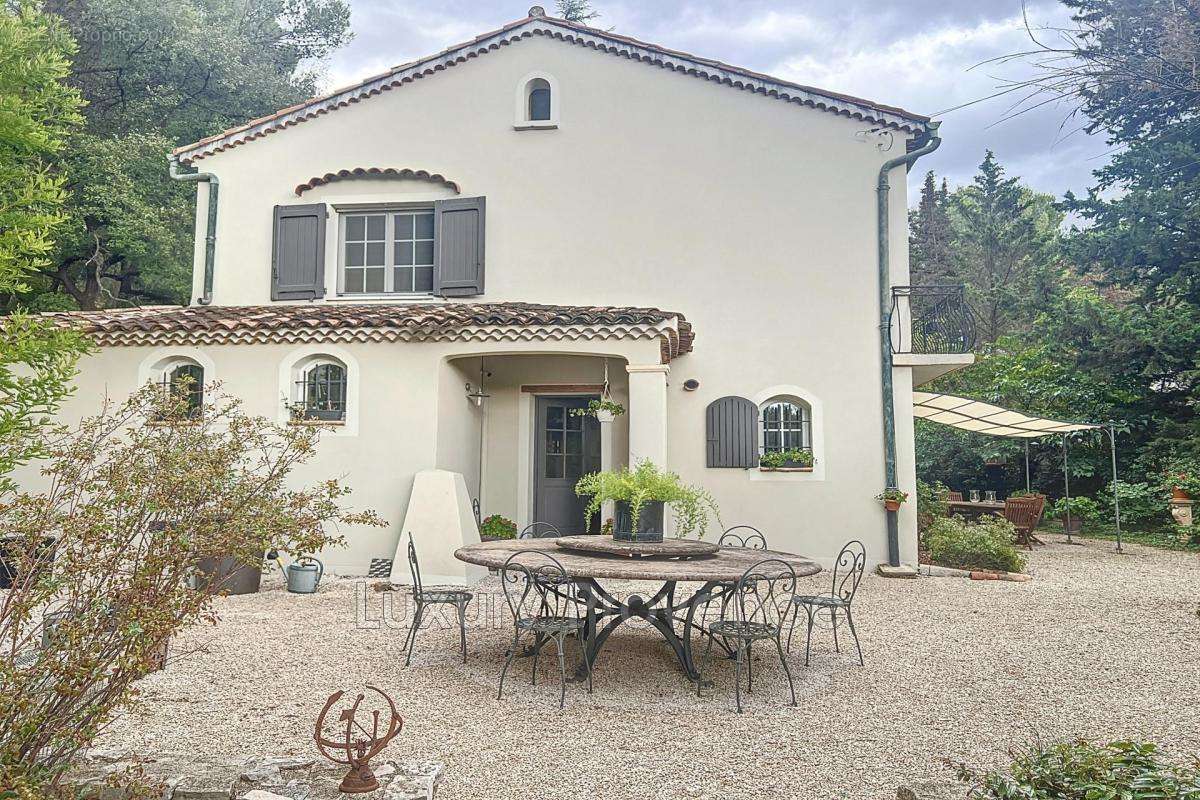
[683,378,700,391]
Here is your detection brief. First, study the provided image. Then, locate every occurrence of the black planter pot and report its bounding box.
[195,554,263,595]
[0,536,57,590]
[613,501,665,543]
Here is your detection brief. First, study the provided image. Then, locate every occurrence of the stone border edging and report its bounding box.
[919,564,1031,582]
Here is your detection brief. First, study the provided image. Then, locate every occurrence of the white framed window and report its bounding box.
[139,350,215,422]
[339,208,434,295]
[760,397,812,453]
[514,71,560,129]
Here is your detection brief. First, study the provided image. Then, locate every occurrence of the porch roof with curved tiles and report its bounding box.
[43,303,695,364]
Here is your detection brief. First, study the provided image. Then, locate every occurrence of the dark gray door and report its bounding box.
[534,396,602,534]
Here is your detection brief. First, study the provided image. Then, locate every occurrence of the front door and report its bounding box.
[534,396,602,534]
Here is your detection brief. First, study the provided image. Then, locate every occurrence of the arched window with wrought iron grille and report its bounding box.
[155,360,204,419]
[760,398,812,453]
[297,361,347,421]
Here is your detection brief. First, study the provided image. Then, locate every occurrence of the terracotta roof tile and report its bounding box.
[294,168,460,196]
[45,302,694,363]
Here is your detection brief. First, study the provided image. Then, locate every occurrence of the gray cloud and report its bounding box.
[318,0,1111,201]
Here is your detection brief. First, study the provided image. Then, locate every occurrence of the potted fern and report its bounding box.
[575,460,719,543]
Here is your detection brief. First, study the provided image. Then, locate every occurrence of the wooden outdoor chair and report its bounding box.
[947,491,964,502]
[1003,495,1046,549]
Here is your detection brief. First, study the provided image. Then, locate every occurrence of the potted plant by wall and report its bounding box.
[1161,459,1200,501]
[570,398,625,424]
[479,514,517,542]
[1051,495,1100,534]
[575,460,719,543]
[876,488,909,512]
[759,448,815,471]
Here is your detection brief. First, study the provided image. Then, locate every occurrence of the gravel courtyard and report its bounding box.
[97,535,1200,799]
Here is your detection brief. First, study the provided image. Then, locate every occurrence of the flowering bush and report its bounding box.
[479,514,517,539]
[925,515,1025,573]
[0,384,383,795]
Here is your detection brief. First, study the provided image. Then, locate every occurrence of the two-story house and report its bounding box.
[41,7,973,582]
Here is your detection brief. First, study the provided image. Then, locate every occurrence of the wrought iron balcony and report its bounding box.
[889,285,976,355]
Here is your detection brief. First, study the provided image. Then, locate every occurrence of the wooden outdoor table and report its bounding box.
[455,537,821,682]
[948,500,1005,517]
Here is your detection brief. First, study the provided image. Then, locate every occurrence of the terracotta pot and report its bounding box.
[884,499,902,512]
[1171,486,1191,501]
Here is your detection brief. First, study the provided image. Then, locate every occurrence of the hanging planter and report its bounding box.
[875,489,909,512]
[570,398,625,423]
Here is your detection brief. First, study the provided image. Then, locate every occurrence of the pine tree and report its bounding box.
[909,171,957,285]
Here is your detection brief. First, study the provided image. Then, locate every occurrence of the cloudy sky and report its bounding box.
[319,0,1111,203]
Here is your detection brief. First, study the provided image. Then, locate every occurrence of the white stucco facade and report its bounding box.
[32,15,969,574]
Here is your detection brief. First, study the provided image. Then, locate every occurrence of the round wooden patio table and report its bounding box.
[454,537,821,682]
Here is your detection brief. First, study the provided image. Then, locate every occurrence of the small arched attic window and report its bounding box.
[515,72,559,129]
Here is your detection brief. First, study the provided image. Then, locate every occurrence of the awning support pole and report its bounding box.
[1109,425,1122,554]
[1062,433,1074,544]
[1025,440,1031,493]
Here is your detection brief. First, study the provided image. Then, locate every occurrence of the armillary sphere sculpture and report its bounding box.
[313,685,403,793]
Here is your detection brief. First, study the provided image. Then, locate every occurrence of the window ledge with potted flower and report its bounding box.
[759,448,814,473]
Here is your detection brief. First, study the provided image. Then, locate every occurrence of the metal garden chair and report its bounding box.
[788,540,866,666]
[718,525,768,550]
[497,550,592,709]
[402,533,473,667]
[697,557,797,713]
[518,521,562,539]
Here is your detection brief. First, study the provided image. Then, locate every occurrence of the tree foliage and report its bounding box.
[4,0,353,311]
[0,2,84,295]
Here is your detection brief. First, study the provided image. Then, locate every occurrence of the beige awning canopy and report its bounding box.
[913,392,1100,439]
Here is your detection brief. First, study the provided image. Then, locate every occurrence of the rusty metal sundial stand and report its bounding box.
[314,685,403,793]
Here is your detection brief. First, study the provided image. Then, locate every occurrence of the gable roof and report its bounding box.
[173,11,931,164]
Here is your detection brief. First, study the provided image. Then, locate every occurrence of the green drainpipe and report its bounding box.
[877,120,941,567]
[169,157,218,305]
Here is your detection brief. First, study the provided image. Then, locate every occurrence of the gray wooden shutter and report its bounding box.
[433,197,485,296]
[706,396,758,468]
[271,203,326,300]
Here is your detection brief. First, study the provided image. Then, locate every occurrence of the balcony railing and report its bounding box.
[889,285,976,355]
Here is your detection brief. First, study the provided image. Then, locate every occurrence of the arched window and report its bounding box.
[151,358,204,420]
[527,78,551,121]
[294,359,347,421]
[760,397,812,453]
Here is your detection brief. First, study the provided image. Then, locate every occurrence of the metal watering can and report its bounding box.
[286,556,324,594]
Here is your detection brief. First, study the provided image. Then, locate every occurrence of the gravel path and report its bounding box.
[97,535,1200,799]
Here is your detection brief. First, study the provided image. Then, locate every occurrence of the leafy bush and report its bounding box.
[916,479,949,534]
[1161,458,1200,497]
[479,514,517,539]
[956,739,1200,799]
[575,459,720,538]
[1050,495,1101,521]
[925,515,1026,573]
[0,385,383,795]
[1097,480,1170,528]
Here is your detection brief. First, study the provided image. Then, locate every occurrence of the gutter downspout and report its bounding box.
[169,157,218,305]
[877,120,941,567]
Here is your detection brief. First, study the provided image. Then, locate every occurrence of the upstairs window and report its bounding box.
[527,78,551,121]
[295,359,347,422]
[340,209,434,294]
[761,398,812,453]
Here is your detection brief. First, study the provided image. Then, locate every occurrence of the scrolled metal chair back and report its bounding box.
[406,533,423,599]
[719,525,767,550]
[830,540,866,604]
[518,521,562,539]
[732,558,797,631]
[499,550,581,623]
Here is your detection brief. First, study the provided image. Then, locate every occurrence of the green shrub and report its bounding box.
[925,515,1026,573]
[1097,480,1170,528]
[916,479,949,534]
[1050,495,1101,521]
[956,739,1200,799]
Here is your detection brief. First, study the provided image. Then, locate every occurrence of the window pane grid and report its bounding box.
[761,401,812,453]
[342,209,434,295]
